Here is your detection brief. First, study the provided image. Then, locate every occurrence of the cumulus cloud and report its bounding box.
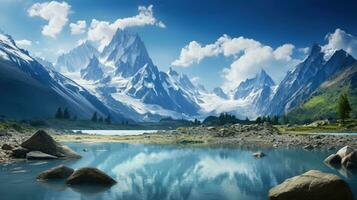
[171,41,221,67]
[87,5,165,51]
[173,34,298,90]
[322,28,357,59]
[70,20,86,35]
[15,39,32,47]
[27,1,71,38]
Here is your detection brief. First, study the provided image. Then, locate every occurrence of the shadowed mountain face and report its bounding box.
[0,32,124,120]
[267,45,356,116]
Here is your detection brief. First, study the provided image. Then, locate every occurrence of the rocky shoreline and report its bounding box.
[1,124,357,164]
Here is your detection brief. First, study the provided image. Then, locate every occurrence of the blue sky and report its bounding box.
[1,0,357,90]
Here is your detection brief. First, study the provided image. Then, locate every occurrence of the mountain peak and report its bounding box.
[102,28,154,78]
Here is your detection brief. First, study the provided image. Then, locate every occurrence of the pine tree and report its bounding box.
[55,107,63,119]
[91,112,98,122]
[256,117,262,124]
[98,116,103,123]
[338,92,352,123]
[63,107,70,119]
[272,116,279,125]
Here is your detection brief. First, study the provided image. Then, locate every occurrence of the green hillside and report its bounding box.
[288,64,357,123]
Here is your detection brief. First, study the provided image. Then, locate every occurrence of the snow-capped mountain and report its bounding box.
[102,29,153,78]
[54,29,201,121]
[267,44,356,115]
[0,31,124,120]
[80,56,104,81]
[56,41,99,72]
[233,69,276,112]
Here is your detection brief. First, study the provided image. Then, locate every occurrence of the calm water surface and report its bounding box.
[0,142,356,200]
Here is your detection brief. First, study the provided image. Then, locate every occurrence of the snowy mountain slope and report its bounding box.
[0,32,125,120]
[59,29,202,121]
[80,56,104,81]
[56,41,99,72]
[267,45,356,115]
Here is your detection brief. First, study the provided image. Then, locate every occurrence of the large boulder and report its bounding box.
[341,151,357,169]
[268,170,353,200]
[37,165,74,180]
[336,146,354,158]
[11,147,29,158]
[26,151,58,160]
[66,167,116,185]
[21,130,80,159]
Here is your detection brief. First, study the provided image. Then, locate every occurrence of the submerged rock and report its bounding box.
[66,167,116,185]
[268,170,353,200]
[37,165,74,180]
[11,147,29,158]
[20,130,80,159]
[26,151,58,160]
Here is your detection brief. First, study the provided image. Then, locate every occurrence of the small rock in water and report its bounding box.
[37,165,74,180]
[82,148,88,152]
[303,144,314,150]
[253,152,266,158]
[268,170,354,200]
[66,167,116,186]
[324,154,341,165]
[26,151,58,160]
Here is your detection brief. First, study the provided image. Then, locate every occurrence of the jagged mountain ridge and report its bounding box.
[266,45,356,115]
[0,32,125,120]
[56,41,99,72]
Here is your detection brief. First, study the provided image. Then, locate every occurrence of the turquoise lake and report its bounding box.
[0,142,356,200]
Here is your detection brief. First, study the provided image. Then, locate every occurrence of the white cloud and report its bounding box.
[171,41,221,67]
[322,28,357,59]
[15,39,32,47]
[173,34,298,90]
[87,5,165,51]
[298,47,310,54]
[27,1,71,38]
[70,20,86,35]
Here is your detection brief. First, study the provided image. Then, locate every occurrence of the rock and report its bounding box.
[20,130,81,159]
[269,170,354,200]
[66,167,116,185]
[11,147,29,158]
[1,144,13,150]
[337,146,354,158]
[253,152,266,158]
[324,154,341,165]
[37,165,74,180]
[26,151,58,160]
[341,151,357,169]
[303,144,314,150]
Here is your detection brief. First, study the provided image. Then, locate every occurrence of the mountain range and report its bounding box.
[0,29,356,122]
